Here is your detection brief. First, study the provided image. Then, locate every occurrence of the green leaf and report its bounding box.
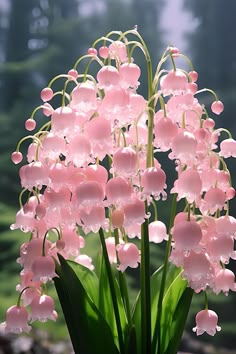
[165,287,193,354]
[54,254,119,354]
[132,263,191,354]
[132,265,164,354]
[98,258,128,347]
[159,269,191,354]
[66,259,99,306]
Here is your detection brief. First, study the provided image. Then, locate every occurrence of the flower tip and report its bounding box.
[11,151,23,164]
[40,87,54,102]
[211,100,224,115]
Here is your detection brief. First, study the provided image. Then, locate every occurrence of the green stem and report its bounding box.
[99,228,125,354]
[141,210,152,354]
[114,229,132,327]
[153,194,177,354]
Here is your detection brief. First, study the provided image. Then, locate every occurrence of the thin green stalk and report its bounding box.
[141,212,152,354]
[114,229,132,327]
[99,228,125,354]
[152,194,177,354]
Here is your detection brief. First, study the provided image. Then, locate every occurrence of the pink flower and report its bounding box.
[149,220,168,243]
[74,254,95,271]
[117,243,141,272]
[30,295,58,322]
[193,309,221,336]
[160,70,188,96]
[31,256,57,283]
[1,305,31,334]
[211,100,224,115]
[112,147,137,177]
[213,268,236,295]
[219,138,236,158]
[171,169,202,204]
[172,219,202,252]
[141,167,167,200]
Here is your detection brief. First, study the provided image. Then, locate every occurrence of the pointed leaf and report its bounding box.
[166,287,193,354]
[54,254,119,354]
[160,270,190,353]
[98,258,128,346]
[66,259,99,306]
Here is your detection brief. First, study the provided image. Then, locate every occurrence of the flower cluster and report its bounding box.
[2,29,236,339]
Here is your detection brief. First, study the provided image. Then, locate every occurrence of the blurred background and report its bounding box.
[1,0,236,353]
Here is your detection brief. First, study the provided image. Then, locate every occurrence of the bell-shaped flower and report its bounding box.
[119,62,141,89]
[70,81,97,113]
[154,115,178,152]
[98,87,130,126]
[97,65,120,89]
[169,129,197,163]
[84,116,113,160]
[79,205,106,234]
[141,167,167,200]
[85,164,108,188]
[216,215,236,238]
[193,309,221,336]
[48,163,68,192]
[213,268,236,295]
[1,305,31,334]
[112,147,137,177]
[31,255,57,283]
[66,134,92,167]
[108,41,127,62]
[58,226,85,257]
[117,243,141,272]
[200,187,226,215]
[106,176,133,206]
[51,106,77,137]
[149,220,168,243]
[172,219,202,252]
[41,133,67,161]
[160,69,188,96]
[182,251,214,292]
[30,295,58,322]
[219,138,236,158]
[171,169,202,204]
[74,254,95,271]
[19,161,50,191]
[10,207,35,233]
[208,234,236,264]
[123,197,147,227]
[73,181,105,210]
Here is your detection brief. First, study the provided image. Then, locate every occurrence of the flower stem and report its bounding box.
[153,193,177,354]
[141,210,152,354]
[99,228,125,354]
[114,229,132,327]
